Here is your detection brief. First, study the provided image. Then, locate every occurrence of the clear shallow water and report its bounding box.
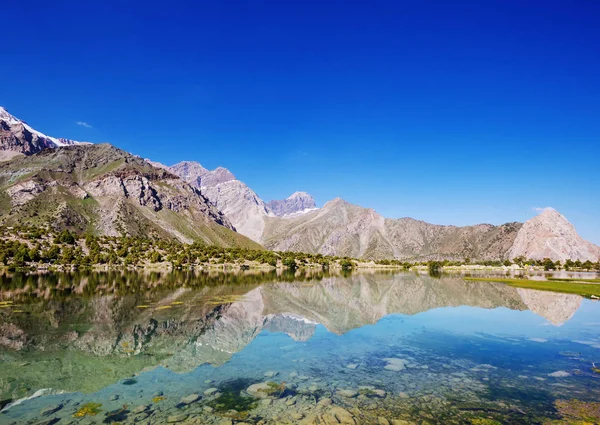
[1,272,600,424]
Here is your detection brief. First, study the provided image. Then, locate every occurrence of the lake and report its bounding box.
[1,270,599,424]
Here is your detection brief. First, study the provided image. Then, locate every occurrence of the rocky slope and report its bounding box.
[0,107,83,159]
[199,180,272,241]
[170,161,236,188]
[262,198,522,260]
[267,191,317,216]
[507,208,600,262]
[169,161,272,241]
[1,108,597,261]
[0,144,262,247]
[169,161,598,262]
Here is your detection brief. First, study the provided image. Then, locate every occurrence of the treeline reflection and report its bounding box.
[0,268,357,301]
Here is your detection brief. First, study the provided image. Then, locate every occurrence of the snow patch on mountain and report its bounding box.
[0,106,86,148]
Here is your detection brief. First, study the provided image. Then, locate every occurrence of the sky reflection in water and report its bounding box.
[1,272,599,424]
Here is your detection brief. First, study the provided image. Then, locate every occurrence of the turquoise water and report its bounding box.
[1,271,599,424]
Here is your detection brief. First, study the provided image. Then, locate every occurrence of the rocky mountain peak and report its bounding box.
[204,167,236,187]
[288,191,310,199]
[507,207,600,262]
[170,162,235,188]
[0,106,85,156]
[324,197,349,208]
[169,161,208,183]
[267,191,317,217]
[0,106,20,124]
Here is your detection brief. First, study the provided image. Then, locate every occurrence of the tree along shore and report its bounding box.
[0,225,598,273]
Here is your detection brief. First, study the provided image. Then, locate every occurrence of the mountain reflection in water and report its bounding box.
[1,271,599,425]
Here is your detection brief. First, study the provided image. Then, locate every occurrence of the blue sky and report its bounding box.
[2,0,599,243]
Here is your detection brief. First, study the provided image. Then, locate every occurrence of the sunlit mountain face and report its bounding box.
[1,270,599,424]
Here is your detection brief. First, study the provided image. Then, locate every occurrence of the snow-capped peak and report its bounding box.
[0,106,85,147]
[287,191,311,200]
[0,106,21,125]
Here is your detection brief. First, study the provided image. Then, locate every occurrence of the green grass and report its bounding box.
[464,277,600,298]
[547,277,600,283]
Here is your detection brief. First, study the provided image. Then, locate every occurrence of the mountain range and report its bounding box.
[1,106,598,261]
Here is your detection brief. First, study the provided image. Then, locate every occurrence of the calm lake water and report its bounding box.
[1,271,600,424]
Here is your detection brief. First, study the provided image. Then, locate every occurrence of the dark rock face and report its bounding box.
[0,120,56,155]
[267,192,316,217]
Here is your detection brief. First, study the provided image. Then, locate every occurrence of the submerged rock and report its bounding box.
[180,393,200,404]
[167,413,189,423]
[204,387,218,396]
[133,404,151,413]
[383,358,408,371]
[548,370,571,377]
[329,406,356,424]
[33,419,60,425]
[336,389,358,398]
[246,382,285,399]
[40,404,63,416]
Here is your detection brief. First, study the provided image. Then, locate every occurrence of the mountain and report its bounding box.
[384,216,522,261]
[262,198,522,260]
[0,107,83,160]
[168,159,598,261]
[267,191,317,216]
[169,161,272,241]
[507,208,600,262]
[170,161,236,188]
[0,144,262,247]
[168,162,320,240]
[1,107,597,261]
[199,181,272,241]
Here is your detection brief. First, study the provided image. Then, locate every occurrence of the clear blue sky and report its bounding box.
[2,0,599,243]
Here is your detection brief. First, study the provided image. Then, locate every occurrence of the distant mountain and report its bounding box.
[0,144,261,247]
[262,198,523,260]
[267,191,317,217]
[507,208,600,262]
[170,161,236,188]
[1,107,597,261]
[168,159,598,261]
[169,162,319,240]
[0,106,84,159]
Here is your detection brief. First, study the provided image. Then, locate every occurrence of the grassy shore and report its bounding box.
[547,277,600,283]
[464,277,600,298]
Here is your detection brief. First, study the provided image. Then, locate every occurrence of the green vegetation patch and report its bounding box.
[547,277,600,283]
[553,399,600,423]
[464,277,600,298]
[73,402,102,417]
[257,381,286,397]
[207,379,258,417]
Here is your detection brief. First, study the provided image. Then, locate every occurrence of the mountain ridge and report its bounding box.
[0,143,261,247]
[0,107,597,261]
[0,107,85,156]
